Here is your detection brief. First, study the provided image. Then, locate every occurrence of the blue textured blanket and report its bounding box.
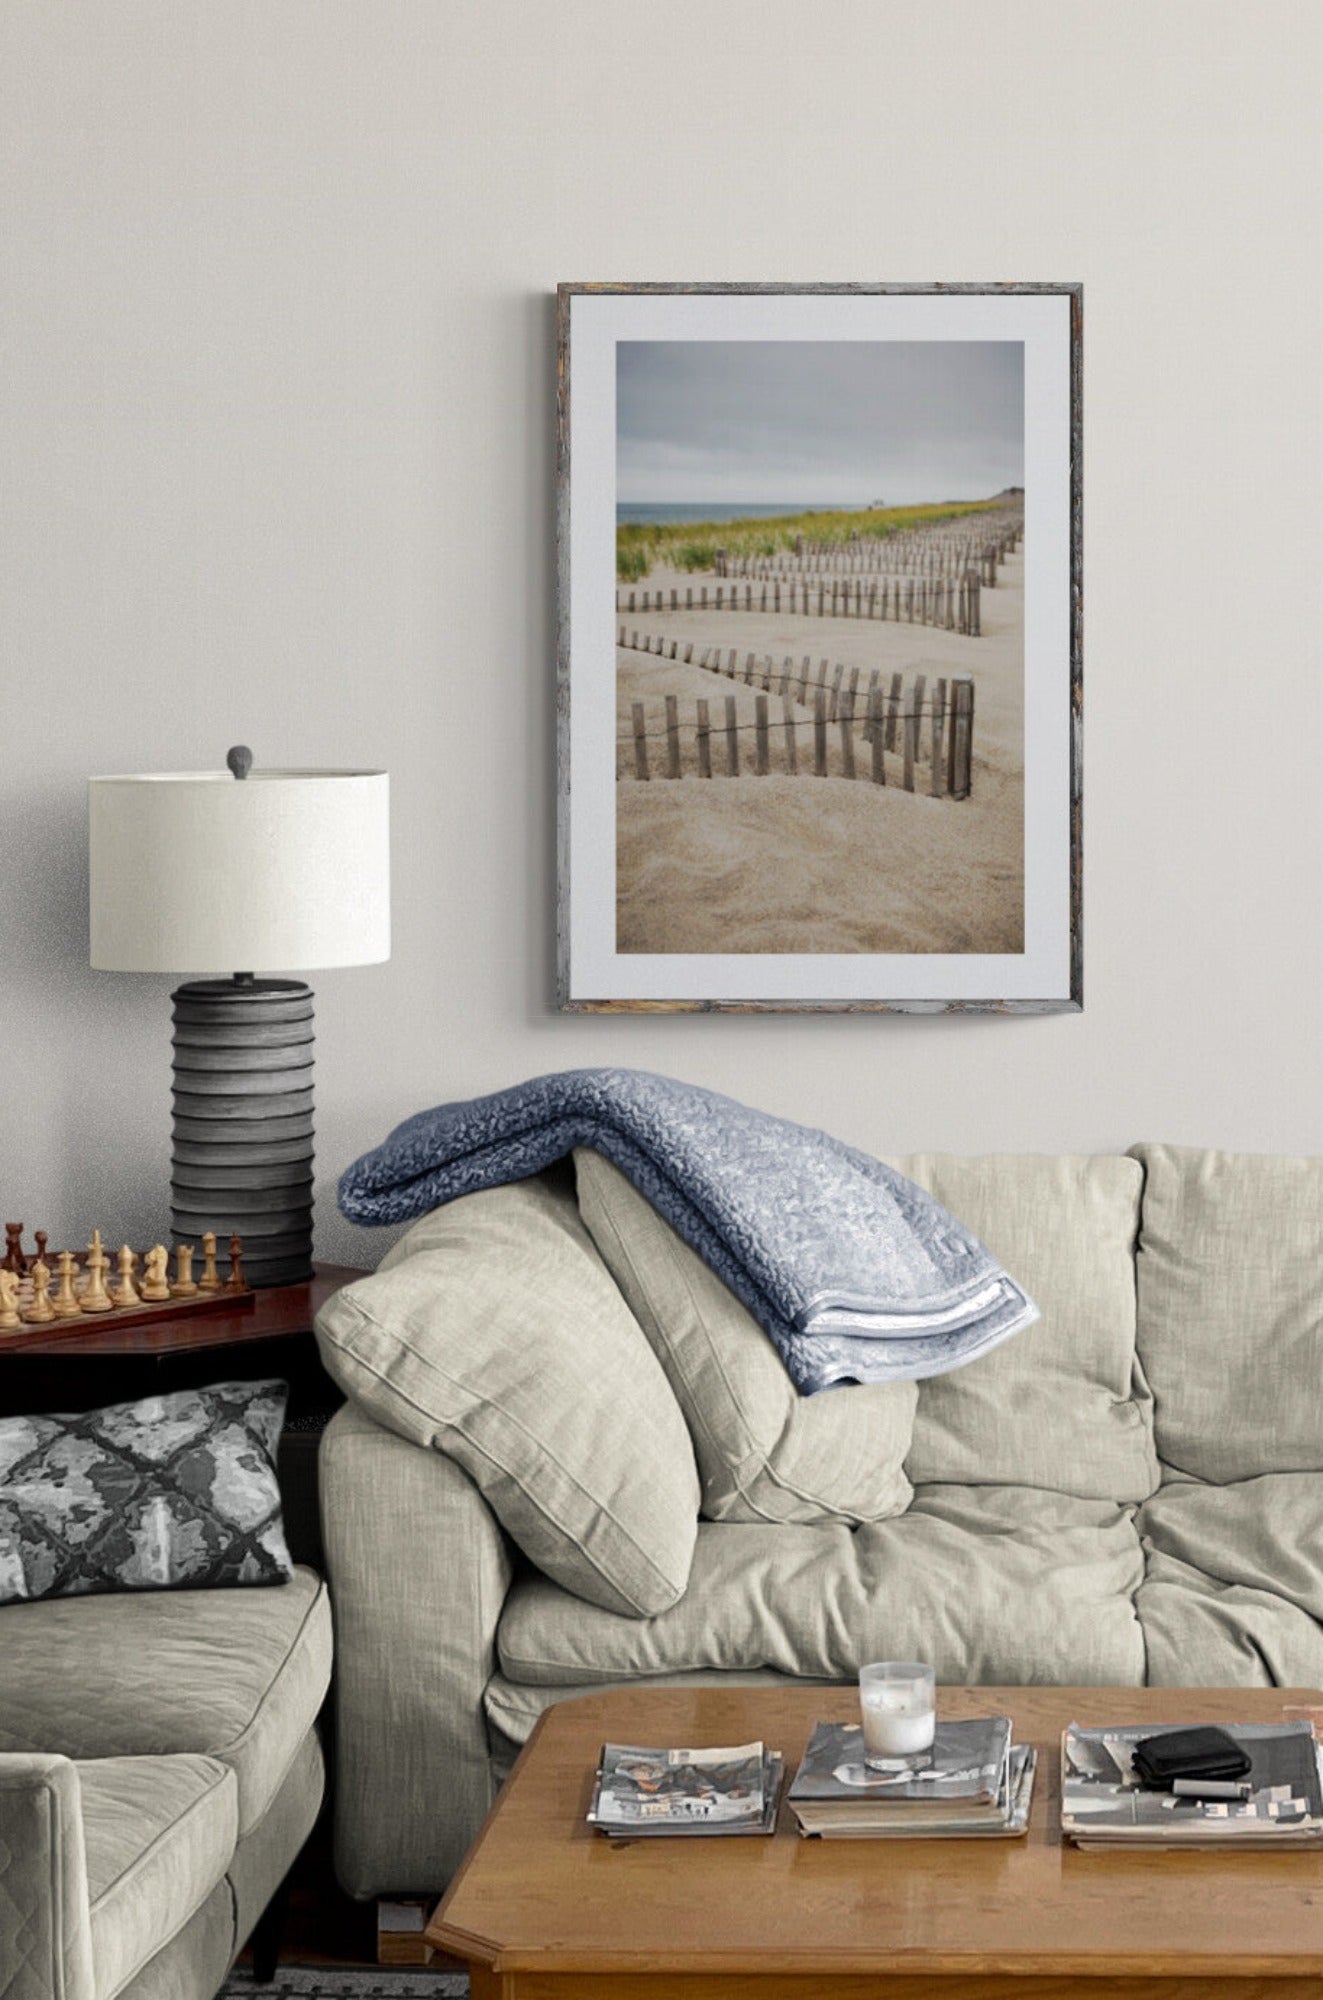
[338,1068,1037,1393]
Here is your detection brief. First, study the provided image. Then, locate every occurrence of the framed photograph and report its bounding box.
[556,282,1081,1013]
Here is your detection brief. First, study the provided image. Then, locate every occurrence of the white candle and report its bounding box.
[858,1661,936,1765]
[861,1689,936,1758]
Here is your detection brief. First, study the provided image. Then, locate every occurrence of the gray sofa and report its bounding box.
[0,1569,330,2000]
[316,1143,1323,1897]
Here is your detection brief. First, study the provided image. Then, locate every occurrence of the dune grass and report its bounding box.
[615,500,1006,581]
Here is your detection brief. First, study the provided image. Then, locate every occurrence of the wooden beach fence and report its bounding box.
[616,570,983,636]
[621,673,973,797]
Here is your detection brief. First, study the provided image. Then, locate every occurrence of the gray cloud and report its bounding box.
[617,341,1023,505]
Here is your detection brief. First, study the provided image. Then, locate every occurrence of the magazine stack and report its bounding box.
[587,1740,783,1839]
[1061,1721,1323,1851]
[786,1716,1035,1839]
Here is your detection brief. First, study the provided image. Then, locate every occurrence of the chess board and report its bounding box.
[0,1240,254,1349]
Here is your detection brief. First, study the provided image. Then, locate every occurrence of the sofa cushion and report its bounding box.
[483,1669,816,1781]
[901,1154,1157,1503]
[1132,1145,1323,1482]
[315,1174,700,1617]
[496,1487,1146,1690]
[1137,1472,1323,1685]
[80,1754,235,2000]
[574,1149,917,1525]
[0,1381,293,1606]
[0,1565,330,1836]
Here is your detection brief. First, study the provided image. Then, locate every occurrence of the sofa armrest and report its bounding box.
[318,1402,515,1896]
[0,1754,95,2000]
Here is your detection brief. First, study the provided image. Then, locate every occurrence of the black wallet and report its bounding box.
[1131,1726,1251,1789]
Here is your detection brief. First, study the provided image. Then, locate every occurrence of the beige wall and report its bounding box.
[3,0,1321,1271]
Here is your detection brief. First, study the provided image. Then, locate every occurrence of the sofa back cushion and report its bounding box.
[901,1154,1157,1503]
[1132,1145,1323,1483]
[315,1174,700,1617]
[574,1148,916,1525]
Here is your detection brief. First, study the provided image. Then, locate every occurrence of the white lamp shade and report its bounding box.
[89,769,390,973]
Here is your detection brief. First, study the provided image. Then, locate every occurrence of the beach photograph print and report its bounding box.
[614,339,1025,958]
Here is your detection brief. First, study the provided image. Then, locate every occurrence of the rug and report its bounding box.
[220,1973,467,1998]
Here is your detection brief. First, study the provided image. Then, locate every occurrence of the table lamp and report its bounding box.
[89,748,390,1287]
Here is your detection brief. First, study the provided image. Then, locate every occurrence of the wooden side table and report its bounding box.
[0,1263,367,1569]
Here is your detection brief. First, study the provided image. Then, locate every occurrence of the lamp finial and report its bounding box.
[226,745,253,781]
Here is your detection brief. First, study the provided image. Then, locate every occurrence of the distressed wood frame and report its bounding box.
[556,282,1082,1014]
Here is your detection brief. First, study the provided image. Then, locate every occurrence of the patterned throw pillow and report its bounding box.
[0,1379,293,1604]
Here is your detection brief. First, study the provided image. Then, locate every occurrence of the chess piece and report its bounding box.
[53,1251,82,1318]
[4,1224,27,1276]
[81,1230,113,1313]
[111,1245,140,1309]
[198,1231,222,1293]
[170,1245,198,1297]
[34,1230,48,1270]
[141,1245,171,1301]
[24,1259,56,1324]
[226,1233,246,1292]
[0,1270,20,1328]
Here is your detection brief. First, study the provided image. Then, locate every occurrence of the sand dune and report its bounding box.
[616,553,1024,956]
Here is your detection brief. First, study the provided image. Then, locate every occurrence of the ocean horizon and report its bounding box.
[616,501,871,527]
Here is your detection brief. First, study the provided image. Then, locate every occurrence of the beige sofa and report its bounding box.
[0,1570,330,2000]
[316,1144,1323,1897]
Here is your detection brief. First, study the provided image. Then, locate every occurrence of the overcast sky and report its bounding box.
[617,341,1023,505]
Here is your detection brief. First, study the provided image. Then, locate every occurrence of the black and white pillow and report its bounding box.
[0,1379,294,1605]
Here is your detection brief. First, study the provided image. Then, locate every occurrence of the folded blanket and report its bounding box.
[338,1068,1037,1393]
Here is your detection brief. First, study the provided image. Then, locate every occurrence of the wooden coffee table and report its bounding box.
[426,1682,1323,1999]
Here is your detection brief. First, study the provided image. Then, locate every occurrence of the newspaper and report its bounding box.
[1062,1720,1323,1850]
[588,1740,782,1837]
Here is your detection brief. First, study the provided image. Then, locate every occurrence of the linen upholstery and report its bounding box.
[0,1565,330,1836]
[0,1753,94,2000]
[1132,1144,1323,1482]
[316,1174,700,1616]
[320,1144,1323,1901]
[116,1880,234,2000]
[224,1728,324,1948]
[319,1402,514,1895]
[575,1147,917,1525]
[497,1491,1146,1689]
[902,1154,1156,1502]
[79,1754,234,2000]
[1138,1472,1323,1685]
[483,1669,819,1782]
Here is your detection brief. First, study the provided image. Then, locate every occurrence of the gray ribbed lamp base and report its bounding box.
[170,979,315,1288]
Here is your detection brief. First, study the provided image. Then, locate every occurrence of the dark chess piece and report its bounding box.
[3,1224,26,1276]
[226,1233,246,1292]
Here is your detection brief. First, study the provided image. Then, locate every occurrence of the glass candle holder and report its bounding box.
[859,1661,936,1770]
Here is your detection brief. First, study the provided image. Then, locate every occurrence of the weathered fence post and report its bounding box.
[725,696,740,776]
[696,698,712,778]
[951,676,974,798]
[727,649,738,677]
[665,695,681,779]
[840,688,856,780]
[828,663,844,723]
[931,679,947,796]
[632,702,650,782]
[813,691,828,776]
[868,685,885,784]
[744,652,756,685]
[885,672,903,751]
[755,695,770,775]
[904,673,926,792]
[782,695,798,774]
